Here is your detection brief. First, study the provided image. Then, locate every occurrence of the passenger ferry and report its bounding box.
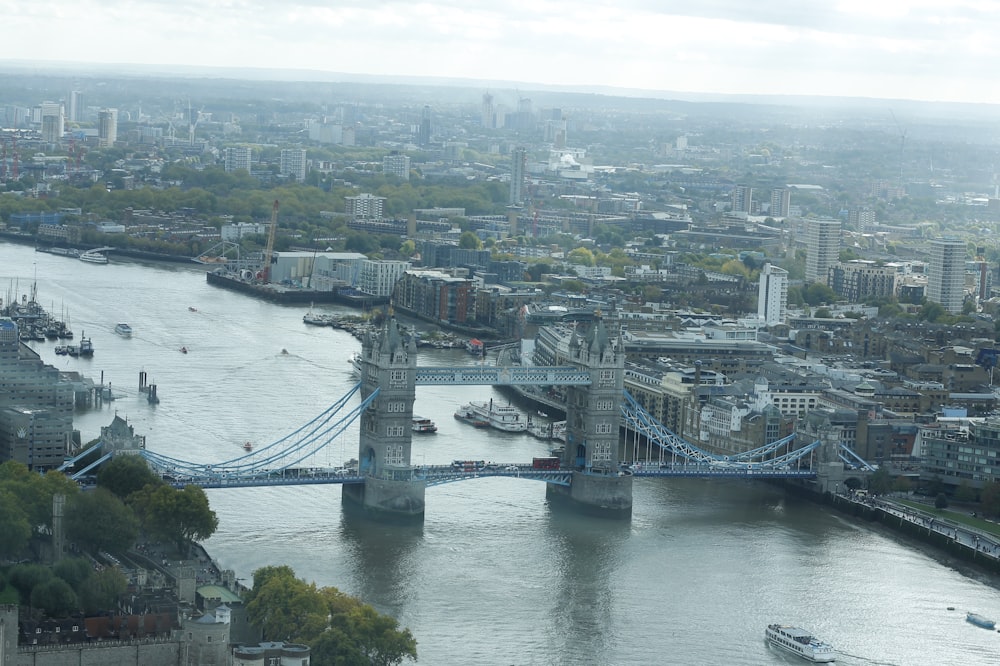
[411,416,438,433]
[456,399,528,432]
[765,624,836,662]
[79,250,109,264]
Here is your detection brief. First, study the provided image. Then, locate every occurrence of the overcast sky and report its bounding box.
[4,0,1000,104]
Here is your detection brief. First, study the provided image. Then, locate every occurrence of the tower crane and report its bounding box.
[260,200,278,283]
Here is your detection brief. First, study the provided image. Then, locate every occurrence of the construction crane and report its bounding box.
[260,200,278,283]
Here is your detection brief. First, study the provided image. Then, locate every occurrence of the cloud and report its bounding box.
[2,0,1000,103]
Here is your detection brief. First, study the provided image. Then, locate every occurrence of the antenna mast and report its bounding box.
[261,200,278,284]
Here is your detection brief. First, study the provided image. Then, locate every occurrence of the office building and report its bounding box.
[804,218,841,283]
[279,148,307,181]
[481,93,495,129]
[418,106,431,146]
[927,237,966,314]
[40,101,64,143]
[757,263,789,326]
[345,193,386,220]
[97,108,118,148]
[224,146,252,173]
[383,152,410,180]
[510,147,527,206]
[68,90,84,122]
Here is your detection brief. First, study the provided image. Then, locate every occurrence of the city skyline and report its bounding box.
[3,1,1000,105]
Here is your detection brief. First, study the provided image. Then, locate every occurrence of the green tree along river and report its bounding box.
[3,243,1000,664]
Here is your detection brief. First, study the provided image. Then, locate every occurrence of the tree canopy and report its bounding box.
[129,484,219,555]
[245,565,417,665]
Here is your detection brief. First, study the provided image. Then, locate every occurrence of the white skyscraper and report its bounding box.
[382,152,410,180]
[40,101,64,143]
[757,263,789,326]
[97,108,118,148]
[804,218,841,283]
[279,148,307,181]
[68,90,84,122]
[928,237,966,314]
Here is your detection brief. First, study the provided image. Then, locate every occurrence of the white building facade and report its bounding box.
[928,237,967,314]
[757,263,789,326]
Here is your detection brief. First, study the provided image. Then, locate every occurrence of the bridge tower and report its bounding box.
[343,318,425,520]
[550,317,632,516]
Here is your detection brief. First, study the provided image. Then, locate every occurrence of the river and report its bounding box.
[3,242,1000,665]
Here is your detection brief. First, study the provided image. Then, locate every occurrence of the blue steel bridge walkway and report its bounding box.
[126,381,831,490]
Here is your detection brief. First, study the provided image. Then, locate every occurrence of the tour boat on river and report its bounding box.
[411,416,438,433]
[765,624,836,662]
[79,250,109,264]
[114,323,133,338]
[966,612,996,629]
[455,399,527,432]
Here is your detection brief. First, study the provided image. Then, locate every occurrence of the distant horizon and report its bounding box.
[4,2,1000,106]
[3,58,1000,114]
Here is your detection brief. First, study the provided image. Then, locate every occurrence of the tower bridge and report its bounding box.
[123,317,853,520]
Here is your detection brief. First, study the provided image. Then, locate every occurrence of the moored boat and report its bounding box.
[766,624,836,662]
[966,612,996,629]
[78,333,94,357]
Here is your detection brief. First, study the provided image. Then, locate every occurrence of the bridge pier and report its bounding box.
[343,475,426,522]
[547,470,633,517]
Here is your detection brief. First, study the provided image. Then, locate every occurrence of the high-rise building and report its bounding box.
[481,93,495,129]
[770,188,791,217]
[828,260,896,302]
[509,147,527,206]
[40,101,64,143]
[417,106,431,146]
[224,146,252,173]
[346,193,386,220]
[804,218,841,283]
[848,207,876,233]
[927,237,966,314]
[731,185,753,214]
[757,263,789,326]
[97,108,118,148]
[68,90,84,122]
[279,148,307,181]
[382,151,410,180]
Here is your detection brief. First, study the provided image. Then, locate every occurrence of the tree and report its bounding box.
[567,247,595,267]
[955,481,977,503]
[246,565,328,643]
[97,454,163,499]
[458,231,482,250]
[130,484,218,555]
[0,489,31,559]
[31,578,79,617]
[891,476,912,494]
[867,467,893,496]
[79,567,128,614]
[934,493,949,509]
[66,487,140,554]
[981,481,1000,518]
[53,557,92,591]
[328,604,418,666]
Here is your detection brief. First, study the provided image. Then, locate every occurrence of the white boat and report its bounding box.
[412,416,438,433]
[766,624,836,662]
[79,251,109,264]
[966,612,996,629]
[348,352,362,376]
[459,399,528,432]
[114,323,133,338]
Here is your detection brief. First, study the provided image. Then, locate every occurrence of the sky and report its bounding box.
[3,0,1000,105]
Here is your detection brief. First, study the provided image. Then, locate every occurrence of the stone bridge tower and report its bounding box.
[550,317,632,516]
[343,318,425,520]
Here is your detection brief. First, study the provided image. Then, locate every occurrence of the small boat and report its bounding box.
[412,416,438,433]
[766,624,836,662]
[55,345,69,355]
[180,347,188,354]
[243,441,253,452]
[188,306,198,312]
[114,323,133,338]
[79,251,109,264]
[78,333,94,357]
[966,612,996,629]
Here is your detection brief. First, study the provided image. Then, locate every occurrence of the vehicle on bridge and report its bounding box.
[532,456,560,470]
[452,460,487,471]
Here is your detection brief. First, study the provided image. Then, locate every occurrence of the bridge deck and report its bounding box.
[415,366,591,386]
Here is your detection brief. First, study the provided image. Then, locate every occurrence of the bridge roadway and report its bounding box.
[167,462,817,490]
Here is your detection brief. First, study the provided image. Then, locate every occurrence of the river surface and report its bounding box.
[4,242,1000,665]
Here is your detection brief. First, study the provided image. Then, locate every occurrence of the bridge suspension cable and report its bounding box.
[141,383,376,482]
